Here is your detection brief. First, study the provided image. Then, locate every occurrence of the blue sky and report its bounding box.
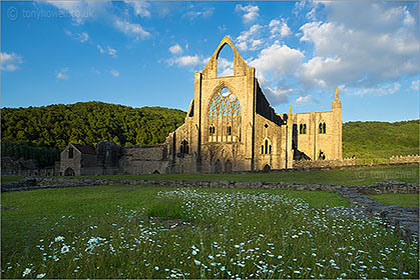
[1,0,419,122]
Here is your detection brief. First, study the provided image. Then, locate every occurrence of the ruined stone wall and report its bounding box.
[254,113,286,170]
[293,158,356,169]
[60,146,82,176]
[389,155,420,164]
[119,145,169,174]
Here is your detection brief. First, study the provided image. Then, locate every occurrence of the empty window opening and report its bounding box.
[217,44,234,77]
[68,147,74,159]
[227,126,232,135]
[323,123,326,134]
[300,124,307,134]
[262,139,272,154]
[180,140,189,154]
[209,125,215,135]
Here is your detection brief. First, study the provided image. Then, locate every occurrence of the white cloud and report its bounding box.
[269,19,291,37]
[124,0,151,17]
[410,80,419,91]
[114,18,151,39]
[168,55,202,67]
[249,43,305,78]
[299,2,419,90]
[295,95,312,105]
[264,86,293,105]
[0,52,23,72]
[65,30,89,43]
[44,1,97,24]
[235,4,260,24]
[56,67,69,80]
[354,83,401,96]
[110,69,120,77]
[97,44,117,57]
[184,7,215,20]
[169,44,183,55]
[236,24,264,51]
[217,58,233,76]
[78,32,89,43]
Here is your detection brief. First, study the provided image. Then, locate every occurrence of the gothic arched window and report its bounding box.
[261,138,272,154]
[208,87,241,142]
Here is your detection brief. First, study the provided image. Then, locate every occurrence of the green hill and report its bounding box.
[1,102,186,149]
[342,120,419,162]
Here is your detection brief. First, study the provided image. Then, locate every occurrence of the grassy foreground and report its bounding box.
[1,185,418,279]
[1,176,22,183]
[81,165,419,186]
[369,194,419,208]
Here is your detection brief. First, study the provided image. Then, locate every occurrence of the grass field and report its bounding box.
[1,185,418,279]
[78,165,419,186]
[369,194,419,208]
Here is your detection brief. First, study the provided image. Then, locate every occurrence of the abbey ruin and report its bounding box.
[60,37,343,175]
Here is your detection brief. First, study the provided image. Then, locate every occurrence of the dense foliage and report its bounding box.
[1,141,60,168]
[1,102,186,149]
[342,120,419,160]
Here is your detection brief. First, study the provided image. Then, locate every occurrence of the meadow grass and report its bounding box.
[368,193,419,208]
[1,185,418,279]
[1,176,22,183]
[77,165,419,185]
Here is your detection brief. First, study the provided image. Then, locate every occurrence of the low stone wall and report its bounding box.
[2,177,418,195]
[348,181,419,195]
[293,158,356,169]
[389,155,420,164]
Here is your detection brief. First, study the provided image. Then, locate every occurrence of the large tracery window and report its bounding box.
[208,87,241,142]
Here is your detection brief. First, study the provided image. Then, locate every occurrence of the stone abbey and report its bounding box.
[60,37,342,175]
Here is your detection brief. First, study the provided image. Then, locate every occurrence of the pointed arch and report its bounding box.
[217,44,234,77]
[202,36,249,79]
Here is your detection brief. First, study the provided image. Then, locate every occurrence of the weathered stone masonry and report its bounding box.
[59,37,343,175]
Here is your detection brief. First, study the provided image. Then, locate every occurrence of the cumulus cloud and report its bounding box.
[264,86,294,105]
[249,43,305,78]
[97,44,117,57]
[114,18,151,39]
[167,55,205,67]
[299,2,419,90]
[1,52,23,71]
[235,4,260,23]
[295,95,312,105]
[124,0,151,17]
[236,24,264,51]
[44,1,98,24]
[217,58,234,76]
[110,69,120,77]
[410,80,419,91]
[56,67,69,80]
[169,44,183,55]
[269,19,291,37]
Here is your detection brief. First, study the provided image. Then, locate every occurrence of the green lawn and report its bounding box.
[1,185,418,279]
[75,165,419,186]
[368,193,419,208]
[1,176,22,183]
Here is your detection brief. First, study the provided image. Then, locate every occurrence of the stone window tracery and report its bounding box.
[208,87,241,142]
[261,138,272,155]
[319,122,326,134]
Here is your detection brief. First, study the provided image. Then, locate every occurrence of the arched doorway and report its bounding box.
[215,159,222,173]
[64,167,75,176]
[263,164,271,172]
[225,160,232,173]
